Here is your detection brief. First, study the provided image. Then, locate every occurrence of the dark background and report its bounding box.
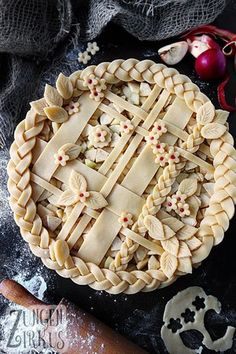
[0,1,236,353]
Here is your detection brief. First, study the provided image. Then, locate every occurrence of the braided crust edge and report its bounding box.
[7,59,236,294]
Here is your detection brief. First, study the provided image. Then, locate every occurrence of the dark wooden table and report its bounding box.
[0,1,236,353]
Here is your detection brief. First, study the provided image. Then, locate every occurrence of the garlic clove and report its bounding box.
[158,41,188,65]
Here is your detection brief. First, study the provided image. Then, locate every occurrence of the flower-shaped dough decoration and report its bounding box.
[53,144,81,167]
[146,120,167,145]
[145,120,181,167]
[164,178,198,218]
[84,74,107,102]
[78,51,91,64]
[77,190,90,203]
[164,196,178,212]
[96,79,107,92]
[83,74,98,89]
[89,90,105,102]
[155,153,167,167]
[87,42,99,55]
[166,147,180,165]
[152,120,167,136]
[145,132,159,145]
[58,170,107,210]
[118,211,134,228]
[65,101,80,115]
[120,120,134,134]
[88,125,112,148]
[152,145,180,167]
[173,191,187,203]
[54,150,69,166]
[93,127,108,143]
[177,202,190,217]
[152,142,166,154]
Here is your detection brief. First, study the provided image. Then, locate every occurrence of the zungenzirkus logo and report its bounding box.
[5,304,68,353]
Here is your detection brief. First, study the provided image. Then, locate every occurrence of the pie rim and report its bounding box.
[7,59,236,294]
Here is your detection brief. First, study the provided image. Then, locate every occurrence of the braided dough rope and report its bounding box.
[111,124,203,271]
[7,59,236,294]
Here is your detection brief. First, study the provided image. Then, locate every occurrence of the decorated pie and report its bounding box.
[7,59,236,294]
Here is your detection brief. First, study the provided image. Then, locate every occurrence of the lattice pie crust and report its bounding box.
[7,59,236,294]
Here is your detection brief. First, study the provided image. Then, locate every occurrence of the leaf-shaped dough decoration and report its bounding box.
[44,84,63,107]
[163,224,176,240]
[143,215,164,240]
[187,196,200,218]
[179,178,198,197]
[30,98,47,115]
[186,236,202,251]
[160,251,178,278]
[176,225,197,240]
[58,189,79,206]
[59,143,81,160]
[69,170,87,192]
[56,73,73,99]
[214,109,229,124]
[161,236,179,256]
[148,255,160,270]
[158,214,183,232]
[201,123,226,139]
[54,239,70,266]
[177,257,192,274]
[178,241,191,258]
[44,106,68,123]
[196,101,215,125]
[84,191,107,210]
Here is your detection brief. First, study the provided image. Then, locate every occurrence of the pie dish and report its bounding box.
[7,59,236,294]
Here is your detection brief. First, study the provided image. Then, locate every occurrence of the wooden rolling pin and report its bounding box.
[0,279,148,354]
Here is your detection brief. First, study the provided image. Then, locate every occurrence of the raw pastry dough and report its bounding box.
[161,287,235,353]
[7,59,236,294]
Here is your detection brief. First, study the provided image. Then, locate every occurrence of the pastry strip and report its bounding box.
[31,173,62,197]
[32,93,100,192]
[121,228,164,254]
[122,97,193,193]
[106,91,148,120]
[60,87,163,253]
[161,97,192,145]
[75,96,193,261]
[77,209,121,264]
[32,138,47,164]
[98,85,162,175]
[67,214,91,249]
[177,147,214,173]
[57,204,84,240]
[99,103,128,122]
[80,90,171,259]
